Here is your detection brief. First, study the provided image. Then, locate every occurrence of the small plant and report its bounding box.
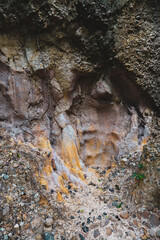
[132,162,146,181]
[116,202,123,208]
[98,179,101,182]
[138,163,144,168]
[132,172,146,180]
[17,153,20,158]
[80,209,84,212]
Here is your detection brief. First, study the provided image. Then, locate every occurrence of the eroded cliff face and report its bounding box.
[0,0,159,200]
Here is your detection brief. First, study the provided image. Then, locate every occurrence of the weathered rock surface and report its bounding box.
[0,1,160,239]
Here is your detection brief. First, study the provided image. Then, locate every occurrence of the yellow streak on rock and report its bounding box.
[58,176,68,194]
[141,137,149,150]
[57,192,64,202]
[61,140,85,182]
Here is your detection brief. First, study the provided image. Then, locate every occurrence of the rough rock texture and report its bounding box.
[0,0,159,224]
[133,115,160,207]
[0,0,159,108]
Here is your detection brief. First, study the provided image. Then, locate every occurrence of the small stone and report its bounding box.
[45,218,54,227]
[137,212,141,220]
[157,210,160,217]
[142,210,149,218]
[82,226,89,233]
[103,212,107,216]
[79,234,85,240]
[35,234,43,240]
[149,213,159,226]
[0,228,5,232]
[3,206,9,216]
[90,222,99,229]
[3,174,9,180]
[4,235,8,240]
[34,193,40,203]
[44,226,52,232]
[44,232,55,240]
[147,204,154,211]
[87,218,91,224]
[71,236,78,240]
[22,213,27,221]
[143,221,151,228]
[24,223,30,230]
[51,189,54,194]
[31,218,42,230]
[128,227,134,231]
[109,188,114,193]
[14,224,19,229]
[120,212,129,219]
[149,229,155,237]
[112,201,118,207]
[93,229,100,238]
[106,227,112,236]
[133,219,138,227]
[156,230,160,238]
[100,218,109,227]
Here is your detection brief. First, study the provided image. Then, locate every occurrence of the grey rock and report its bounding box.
[156,230,160,238]
[90,222,99,229]
[3,174,9,180]
[149,229,155,237]
[91,78,112,100]
[100,217,109,227]
[3,206,9,216]
[44,218,54,227]
[79,234,85,240]
[43,232,55,240]
[31,218,43,231]
[55,112,70,129]
[93,229,100,238]
[149,213,159,226]
[4,235,8,240]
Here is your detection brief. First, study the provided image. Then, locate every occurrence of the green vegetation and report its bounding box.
[132,172,146,180]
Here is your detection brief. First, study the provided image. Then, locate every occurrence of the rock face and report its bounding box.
[133,117,160,207]
[0,0,159,198]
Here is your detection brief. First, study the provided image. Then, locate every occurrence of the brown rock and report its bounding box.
[142,210,149,218]
[147,204,154,211]
[120,212,129,219]
[143,221,151,229]
[149,213,159,227]
[35,234,43,240]
[22,213,27,221]
[128,227,134,231]
[157,210,160,217]
[137,212,141,220]
[133,219,139,227]
[106,227,112,236]
[70,236,78,240]
[24,223,30,230]
[90,222,100,229]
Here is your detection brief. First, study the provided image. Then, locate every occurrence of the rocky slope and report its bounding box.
[0,0,160,239]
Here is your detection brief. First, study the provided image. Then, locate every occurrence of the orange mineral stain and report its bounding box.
[57,192,64,202]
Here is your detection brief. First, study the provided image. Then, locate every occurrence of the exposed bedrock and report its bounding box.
[0,33,151,177]
[0,0,159,204]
